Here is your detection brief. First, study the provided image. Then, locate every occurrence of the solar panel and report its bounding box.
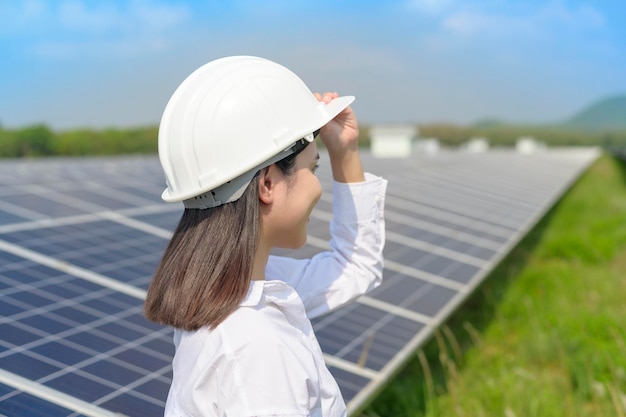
[0,380,90,417]
[0,148,599,416]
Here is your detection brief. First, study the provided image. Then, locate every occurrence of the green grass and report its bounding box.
[359,154,626,417]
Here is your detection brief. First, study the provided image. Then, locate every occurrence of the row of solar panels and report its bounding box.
[0,148,599,416]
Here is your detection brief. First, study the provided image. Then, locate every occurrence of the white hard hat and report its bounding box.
[158,55,355,208]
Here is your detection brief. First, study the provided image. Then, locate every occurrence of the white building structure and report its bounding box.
[516,136,546,154]
[368,124,418,158]
[461,137,490,153]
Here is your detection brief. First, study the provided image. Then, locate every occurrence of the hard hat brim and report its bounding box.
[321,96,355,127]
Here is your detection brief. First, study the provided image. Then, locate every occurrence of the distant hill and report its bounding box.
[470,94,626,132]
[563,94,626,131]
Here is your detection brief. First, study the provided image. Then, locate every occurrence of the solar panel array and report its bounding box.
[0,148,599,416]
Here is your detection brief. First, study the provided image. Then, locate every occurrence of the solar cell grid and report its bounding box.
[0,209,33,225]
[0,255,172,416]
[368,272,457,317]
[385,195,517,239]
[0,221,167,289]
[131,211,179,232]
[325,367,371,403]
[0,149,599,416]
[1,193,85,218]
[314,302,425,372]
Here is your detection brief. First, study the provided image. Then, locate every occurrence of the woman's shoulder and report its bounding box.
[173,311,286,367]
[223,304,304,347]
[175,308,315,378]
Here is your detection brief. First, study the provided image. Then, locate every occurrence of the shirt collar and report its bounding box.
[240,280,265,307]
[240,279,299,308]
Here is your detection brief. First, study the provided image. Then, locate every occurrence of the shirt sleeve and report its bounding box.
[265,172,387,319]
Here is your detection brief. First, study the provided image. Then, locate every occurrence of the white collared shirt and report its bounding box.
[164,173,387,417]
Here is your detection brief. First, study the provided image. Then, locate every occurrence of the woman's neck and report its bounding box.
[250,240,270,281]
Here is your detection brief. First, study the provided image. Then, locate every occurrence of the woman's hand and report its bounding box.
[315,92,365,183]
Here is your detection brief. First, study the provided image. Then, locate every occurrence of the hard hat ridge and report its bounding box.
[158,55,355,206]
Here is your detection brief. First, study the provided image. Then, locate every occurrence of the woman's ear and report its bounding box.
[258,165,278,205]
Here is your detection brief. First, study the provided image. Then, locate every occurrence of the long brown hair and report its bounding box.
[145,142,307,331]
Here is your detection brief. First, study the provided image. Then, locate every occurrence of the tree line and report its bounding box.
[1,123,626,159]
[0,124,158,158]
[417,123,626,148]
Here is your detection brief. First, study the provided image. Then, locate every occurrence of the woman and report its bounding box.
[145,56,387,417]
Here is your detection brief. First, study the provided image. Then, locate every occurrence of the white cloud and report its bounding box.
[33,37,171,59]
[537,2,605,27]
[133,1,192,31]
[442,10,530,37]
[0,0,47,34]
[20,0,47,19]
[57,0,191,34]
[441,1,605,39]
[22,0,192,58]
[405,0,457,16]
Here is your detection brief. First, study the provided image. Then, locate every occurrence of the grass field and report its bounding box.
[359,154,626,417]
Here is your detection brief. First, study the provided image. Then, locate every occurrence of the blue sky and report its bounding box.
[1,0,625,129]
